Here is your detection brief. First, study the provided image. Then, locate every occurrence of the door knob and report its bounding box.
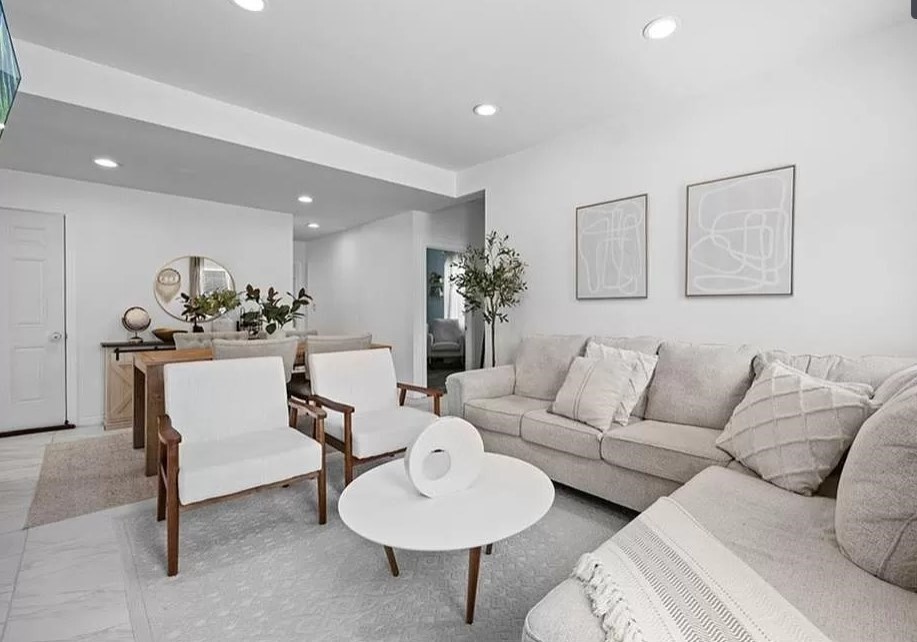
[49,332,63,342]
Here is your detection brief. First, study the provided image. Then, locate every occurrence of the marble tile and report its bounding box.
[0,434,50,483]
[0,531,26,595]
[2,590,134,642]
[0,479,38,535]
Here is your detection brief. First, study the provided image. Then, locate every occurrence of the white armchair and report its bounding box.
[158,356,326,576]
[307,348,442,485]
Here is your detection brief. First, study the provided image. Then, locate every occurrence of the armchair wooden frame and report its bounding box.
[157,399,327,577]
[296,382,442,486]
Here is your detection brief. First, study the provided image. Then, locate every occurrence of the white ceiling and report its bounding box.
[0,94,456,239]
[4,0,907,170]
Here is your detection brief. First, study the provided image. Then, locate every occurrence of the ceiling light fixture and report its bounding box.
[93,157,120,169]
[231,0,266,12]
[307,223,320,229]
[297,195,314,204]
[473,103,499,117]
[643,16,679,40]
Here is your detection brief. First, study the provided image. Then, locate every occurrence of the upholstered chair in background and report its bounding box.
[158,356,326,576]
[428,318,464,365]
[306,348,441,485]
[212,336,299,383]
[173,331,248,350]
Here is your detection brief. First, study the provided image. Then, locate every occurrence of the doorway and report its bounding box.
[425,248,466,391]
[0,209,68,434]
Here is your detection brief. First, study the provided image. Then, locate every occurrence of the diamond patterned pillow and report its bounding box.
[584,342,658,425]
[716,361,875,495]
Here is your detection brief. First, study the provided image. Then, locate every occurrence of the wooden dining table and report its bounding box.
[133,343,390,476]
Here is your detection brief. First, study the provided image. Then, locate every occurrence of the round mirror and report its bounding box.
[153,256,235,322]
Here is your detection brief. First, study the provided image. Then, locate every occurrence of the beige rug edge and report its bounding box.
[26,429,156,528]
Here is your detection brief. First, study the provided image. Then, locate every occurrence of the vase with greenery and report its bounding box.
[243,285,313,336]
[451,231,527,368]
[180,288,241,332]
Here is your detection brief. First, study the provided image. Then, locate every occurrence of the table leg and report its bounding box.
[132,368,145,449]
[144,368,164,477]
[466,546,482,624]
[384,546,399,577]
[485,543,494,556]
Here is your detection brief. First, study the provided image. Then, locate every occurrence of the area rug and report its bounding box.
[27,430,156,528]
[118,457,632,642]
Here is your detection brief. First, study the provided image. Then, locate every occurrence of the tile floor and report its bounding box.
[0,426,144,642]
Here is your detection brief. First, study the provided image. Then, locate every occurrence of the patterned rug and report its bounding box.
[117,456,632,641]
[27,430,156,527]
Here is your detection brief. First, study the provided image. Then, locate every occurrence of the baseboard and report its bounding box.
[0,422,75,438]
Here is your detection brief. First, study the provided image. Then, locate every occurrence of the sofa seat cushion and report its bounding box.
[326,406,437,459]
[644,342,756,429]
[601,420,731,483]
[464,395,552,437]
[674,468,917,642]
[178,429,322,505]
[521,409,602,460]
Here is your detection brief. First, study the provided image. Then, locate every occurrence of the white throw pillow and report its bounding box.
[584,342,658,425]
[551,357,633,431]
[716,361,874,495]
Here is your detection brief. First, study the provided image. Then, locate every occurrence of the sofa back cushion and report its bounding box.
[754,350,917,389]
[164,356,289,443]
[514,335,587,400]
[645,342,756,429]
[836,383,917,591]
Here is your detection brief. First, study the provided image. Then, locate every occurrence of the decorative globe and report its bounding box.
[122,307,151,343]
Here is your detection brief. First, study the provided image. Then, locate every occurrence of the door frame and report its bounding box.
[0,208,73,437]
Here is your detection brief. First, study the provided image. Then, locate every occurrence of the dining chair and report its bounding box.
[304,348,442,486]
[174,331,248,350]
[212,336,299,383]
[158,356,326,576]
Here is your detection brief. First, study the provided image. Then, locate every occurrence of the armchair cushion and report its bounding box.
[309,348,397,414]
[164,357,289,443]
[178,429,322,504]
[325,406,438,458]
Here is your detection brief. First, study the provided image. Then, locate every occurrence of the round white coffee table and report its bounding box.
[338,453,555,624]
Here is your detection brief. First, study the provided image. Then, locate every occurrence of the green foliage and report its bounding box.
[428,271,444,298]
[244,285,313,335]
[179,288,241,327]
[450,231,527,366]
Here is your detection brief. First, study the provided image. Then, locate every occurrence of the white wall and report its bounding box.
[293,240,308,329]
[458,24,917,363]
[306,200,485,383]
[0,169,293,425]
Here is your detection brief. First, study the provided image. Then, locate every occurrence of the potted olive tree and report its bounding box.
[451,231,527,368]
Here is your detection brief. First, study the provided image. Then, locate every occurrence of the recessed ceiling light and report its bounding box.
[93,157,119,169]
[473,104,499,117]
[297,195,314,204]
[231,0,265,11]
[643,16,679,40]
[307,223,320,229]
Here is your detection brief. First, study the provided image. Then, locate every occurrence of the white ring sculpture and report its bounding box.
[404,417,485,498]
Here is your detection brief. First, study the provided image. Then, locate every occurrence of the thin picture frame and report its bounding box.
[575,193,649,300]
[684,165,796,298]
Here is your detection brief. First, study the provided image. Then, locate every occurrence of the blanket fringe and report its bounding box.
[572,553,645,642]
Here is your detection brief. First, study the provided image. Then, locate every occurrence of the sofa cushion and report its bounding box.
[717,362,874,496]
[551,356,633,430]
[179,429,322,504]
[754,350,917,389]
[601,420,731,484]
[673,468,917,642]
[325,405,437,459]
[873,364,917,406]
[464,395,552,437]
[521,409,602,460]
[584,342,658,425]
[589,336,662,417]
[836,384,917,591]
[430,318,463,344]
[644,342,756,429]
[514,335,588,400]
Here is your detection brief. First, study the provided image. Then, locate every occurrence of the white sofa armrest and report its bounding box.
[445,365,516,417]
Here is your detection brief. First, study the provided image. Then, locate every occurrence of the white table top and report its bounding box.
[338,453,555,552]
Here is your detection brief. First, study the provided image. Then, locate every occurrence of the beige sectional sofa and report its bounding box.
[446,335,917,642]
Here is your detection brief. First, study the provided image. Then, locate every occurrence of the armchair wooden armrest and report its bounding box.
[307,394,355,416]
[288,399,326,447]
[397,383,443,416]
[288,398,327,421]
[159,415,183,446]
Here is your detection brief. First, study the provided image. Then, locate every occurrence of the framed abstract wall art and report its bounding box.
[576,194,648,299]
[685,165,795,297]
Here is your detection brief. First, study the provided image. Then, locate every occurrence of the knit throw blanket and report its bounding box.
[572,497,831,642]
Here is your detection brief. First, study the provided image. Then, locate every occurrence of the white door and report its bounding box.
[0,209,67,433]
